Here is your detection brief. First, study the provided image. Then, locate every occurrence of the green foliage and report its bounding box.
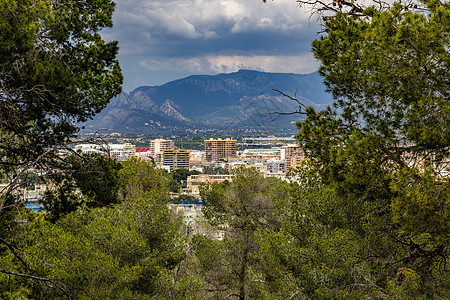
[386,267,422,299]
[197,167,293,299]
[172,194,199,204]
[17,195,188,299]
[289,0,450,298]
[170,168,201,193]
[41,153,122,221]
[312,2,449,156]
[1,158,194,298]
[71,153,122,207]
[0,0,122,171]
[203,166,229,175]
[392,167,449,247]
[118,158,171,201]
[0,195,22,241]
[1,0,123,288]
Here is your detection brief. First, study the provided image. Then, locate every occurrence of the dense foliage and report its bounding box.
[291,0,449,297]
[1,160,197,299]
[0,0,448,299]
[0,0,122,211]
[197,168,291,299]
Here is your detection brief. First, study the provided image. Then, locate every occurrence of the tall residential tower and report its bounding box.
[204,138,237,162]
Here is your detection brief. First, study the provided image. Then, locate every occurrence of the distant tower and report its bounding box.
[150,139,174,164]
[162,147,190,170]
[204,138,237,162]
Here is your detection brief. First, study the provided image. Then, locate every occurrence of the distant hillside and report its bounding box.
[81,70,332,133]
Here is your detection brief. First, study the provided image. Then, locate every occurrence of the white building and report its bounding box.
[265,159,286,176]
[74,143,136,161]
[73,143,105,155]
[150,139,174,164]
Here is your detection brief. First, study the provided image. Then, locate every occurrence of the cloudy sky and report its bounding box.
[103,0,322,92]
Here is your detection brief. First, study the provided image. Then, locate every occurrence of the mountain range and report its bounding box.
[81,70,333,133]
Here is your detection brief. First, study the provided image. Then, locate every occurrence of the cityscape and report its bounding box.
[1,0,447,298]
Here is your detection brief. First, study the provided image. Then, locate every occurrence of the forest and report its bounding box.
[0,0,448,299]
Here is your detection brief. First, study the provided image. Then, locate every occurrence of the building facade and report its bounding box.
[162,147,190,170]
[264,159,286,176]
[74,143,136,161]
[150,139,174,164]
[150,139,174,156]
[185,174,234,196]
[205,138,237,162]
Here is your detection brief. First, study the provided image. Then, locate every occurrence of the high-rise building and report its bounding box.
[281,144,300,160]
[204,138,237,162]
[162,147,189,170]
[286,153,304,171]
[282,144,303,171]
[150,139,174,164]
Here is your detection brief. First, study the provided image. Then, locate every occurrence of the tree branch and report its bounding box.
[0,269,73,299]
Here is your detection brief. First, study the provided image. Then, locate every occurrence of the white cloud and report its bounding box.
[109,0,310,52]
[139,54,319,75]
[107,0,321,90]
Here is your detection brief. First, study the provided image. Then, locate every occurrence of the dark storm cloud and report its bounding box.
[103,0,321,91]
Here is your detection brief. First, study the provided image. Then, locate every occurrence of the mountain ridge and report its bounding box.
[81,70,333,133]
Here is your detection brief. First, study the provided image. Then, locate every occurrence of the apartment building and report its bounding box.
[240,148,281,161]
[108,143,136,161]
[281,144,301,159]
[185,174,234,196]
[162,147,189,170]
[74,143,104,155]
[150,139,174,155]
[265,159,286,176]
[150,139,174,164]
[282,144,304,171]
[286,153,304,171]
[205,138,237,162]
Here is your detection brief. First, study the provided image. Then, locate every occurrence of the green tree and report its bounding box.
[172,194,199,204]
[0,0,122,211]
[118,158,171,201]
[281,0,449,297]
[195,168,293,299]
[41,153,122,222]
[0,0,122,293]
[2,197,194,299]
[0,157,200,299]
[203,166,229,175]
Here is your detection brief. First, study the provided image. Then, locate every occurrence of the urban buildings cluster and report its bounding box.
[72,137,304,233]
[76,138,301,168]
[74,137,304,195]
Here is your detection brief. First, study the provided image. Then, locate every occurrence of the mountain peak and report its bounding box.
[160,99,192,123]
[82,70,331,133]
[236,69,261,73]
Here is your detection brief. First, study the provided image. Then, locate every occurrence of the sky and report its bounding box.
[102,0,322,92]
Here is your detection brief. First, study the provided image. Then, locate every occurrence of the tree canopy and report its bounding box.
[0,0,122,211]
[0,0,124,294]
[289,0,449,297]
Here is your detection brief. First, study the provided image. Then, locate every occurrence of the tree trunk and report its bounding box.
[238,232,249,300]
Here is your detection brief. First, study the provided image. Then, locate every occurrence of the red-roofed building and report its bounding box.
[135,147,152,160]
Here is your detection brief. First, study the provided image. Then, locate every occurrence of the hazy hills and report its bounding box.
[81,70,333,133]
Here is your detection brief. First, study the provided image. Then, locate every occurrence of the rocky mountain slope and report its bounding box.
[81,70,332,132]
